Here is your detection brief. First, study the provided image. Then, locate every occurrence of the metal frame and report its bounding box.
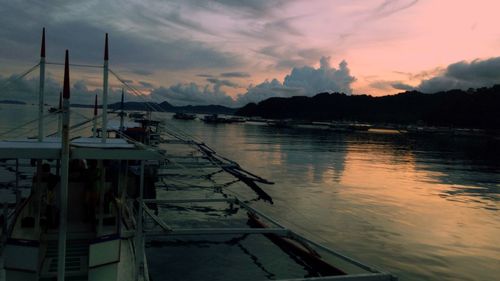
[139,197,398,281]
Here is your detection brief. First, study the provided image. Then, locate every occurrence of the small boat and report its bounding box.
[267,119,293,128]
[128,112,145,119]
[48,107,58,113]
[329,122,371,132]
[173,112,196,120]
[227,116,246,123]
[202,114,233,124]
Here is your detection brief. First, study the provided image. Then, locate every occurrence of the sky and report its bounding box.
[0,0,499,106]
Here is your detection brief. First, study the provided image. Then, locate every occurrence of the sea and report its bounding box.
[0,104,499,281]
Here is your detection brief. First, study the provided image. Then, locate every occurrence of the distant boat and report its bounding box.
[173,112,196,120]
[202,114,233,124]
[48,107,58,113]
[128,112,145,119]
[267,120,292,128]
[329,122,371,132]
[227,116,246,123]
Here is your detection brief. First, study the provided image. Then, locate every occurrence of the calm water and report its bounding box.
[1,105,499,281]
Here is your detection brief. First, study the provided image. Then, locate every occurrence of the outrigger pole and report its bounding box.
[102,33,109,143]
[38,27,46,141]
[58,49,71,281]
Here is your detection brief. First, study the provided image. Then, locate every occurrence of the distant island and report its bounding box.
[236,85,500,130]
[71,101,237,115]
[0,100,26,105]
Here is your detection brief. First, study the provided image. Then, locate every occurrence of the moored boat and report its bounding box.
[0,28,398,281]
[173,112,196,120]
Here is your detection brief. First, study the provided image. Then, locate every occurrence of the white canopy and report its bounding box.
[0,137,163,160]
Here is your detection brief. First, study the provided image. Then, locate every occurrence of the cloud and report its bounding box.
[0,74,139,105]
[132,69,153,76]
[283,57,356,95]
[150,83,235,107]
[206,78,239,88]
[236,57,356,105]
[138,81,154,88]
[391,82,414,91]
[416,57,500,93]
[0,2,244,71]
[197,74,214,78]
[258,45,327,70]
[220,72,250,78]
[369,80,414,91]
[371,0,420,20]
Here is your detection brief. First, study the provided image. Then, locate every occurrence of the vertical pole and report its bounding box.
[102,33,109,143]
[93,94,98,138]
[97,160,105,235]
[135,161,145,279]
[3,203,8,235]
[57,91,62,137]
[34,161,42,234]
[38,28,46,142]
[58,49,71,281]
[15,159,19,190]
[119,88,124,133]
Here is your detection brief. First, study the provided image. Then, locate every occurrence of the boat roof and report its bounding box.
[0,137,164,160]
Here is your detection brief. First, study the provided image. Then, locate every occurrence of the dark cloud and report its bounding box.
[416,57,500,93]
[0,2,243,71]
[206,78,239,88]
[258,45,326,70]
[197,74,215,78]
[0,74,137,105]
[150,83,235,107]
[184,0,292,18]
[139,81,154,88]
[369,80,414,91]
[220,72,250,78]
[392,82,414,91]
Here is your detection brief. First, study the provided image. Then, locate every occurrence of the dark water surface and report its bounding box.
[1,105,499,281]
[162,117,499,281]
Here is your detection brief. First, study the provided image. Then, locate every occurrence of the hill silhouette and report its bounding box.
[236,85,500,129]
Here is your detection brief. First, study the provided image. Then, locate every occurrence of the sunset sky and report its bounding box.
[1,0,499,106]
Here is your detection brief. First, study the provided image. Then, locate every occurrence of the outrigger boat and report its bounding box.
[0,29,397,281]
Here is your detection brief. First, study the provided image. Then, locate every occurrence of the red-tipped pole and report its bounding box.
[63,50,70,99]
[94,94,98,116]
[104,33,109,61]
[38,28,46,141]
[40,27,46,58]
[102,33,109,143]
[58,49,70,281]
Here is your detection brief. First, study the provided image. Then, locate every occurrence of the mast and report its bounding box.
[58,49,71,281]
[120,88,124,132]
[38,28,46,141]
[102,33,109,143]
[93,94,98,137]
[57,91,62,137]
